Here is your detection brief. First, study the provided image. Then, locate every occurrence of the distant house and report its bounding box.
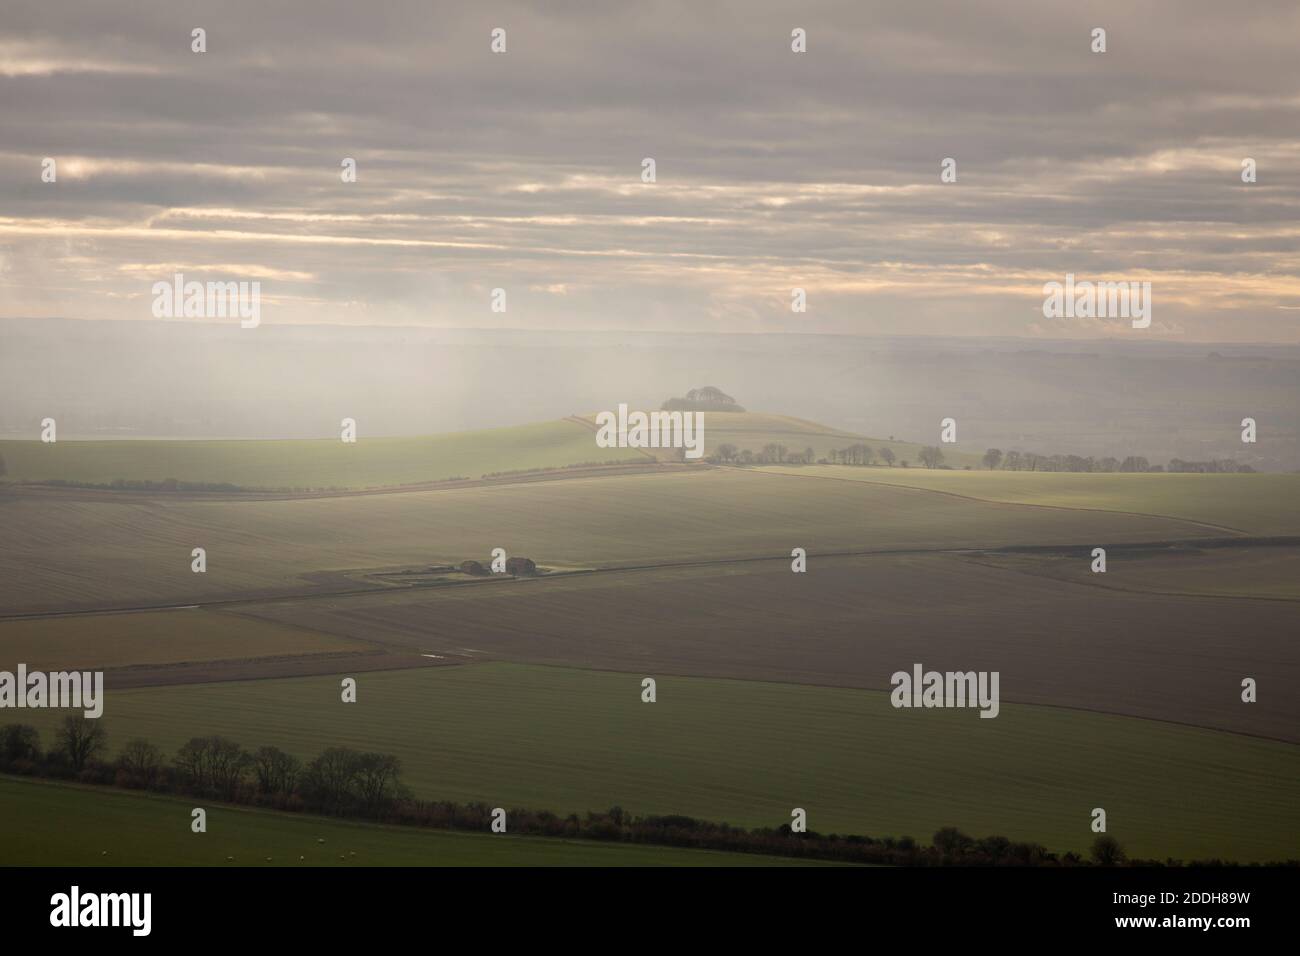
[459,560,489,576]
[505,556,537,576]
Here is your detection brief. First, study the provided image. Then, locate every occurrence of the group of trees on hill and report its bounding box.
[661,386,746,413]
[4,719,1275,866]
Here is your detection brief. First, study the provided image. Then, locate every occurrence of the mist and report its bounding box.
[3,318,1295,470]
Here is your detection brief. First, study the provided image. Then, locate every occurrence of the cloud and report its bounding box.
[0,0,1297,340]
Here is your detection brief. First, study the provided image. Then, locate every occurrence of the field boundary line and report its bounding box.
[952,552,1300,605]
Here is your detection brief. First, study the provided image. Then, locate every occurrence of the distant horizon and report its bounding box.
[5,315,1299,351]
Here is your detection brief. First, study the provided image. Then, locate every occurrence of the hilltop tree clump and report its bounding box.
[661,386,745,413]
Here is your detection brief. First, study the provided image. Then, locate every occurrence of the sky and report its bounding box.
[1,0,1298,341]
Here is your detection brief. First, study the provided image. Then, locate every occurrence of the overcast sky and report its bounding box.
[2,0,1298,341]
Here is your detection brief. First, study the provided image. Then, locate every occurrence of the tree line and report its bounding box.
[982,449,1254,473]
[712,442,919,468]
[3,718,1291,867]
[709,442,1257,473]
[1,716,404,817]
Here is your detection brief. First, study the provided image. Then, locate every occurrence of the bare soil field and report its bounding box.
[235,552,1300,742]
[0,608,369,671]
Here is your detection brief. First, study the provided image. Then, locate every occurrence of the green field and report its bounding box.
[758,466,1300,535]
[0,412,990,490]
[0,412,908,491]
[19,663,1299,863]
[0,420,646,490]
[0,777,819,867]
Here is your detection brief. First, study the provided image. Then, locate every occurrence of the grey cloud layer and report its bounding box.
[2,0,1297,339]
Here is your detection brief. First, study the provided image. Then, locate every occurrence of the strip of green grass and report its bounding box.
[0,777,823,867]
[0,420,644,490]
[20,663,1299,862]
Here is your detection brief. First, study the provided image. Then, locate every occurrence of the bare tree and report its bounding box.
[173,735,249,796]
[0,724,41,763]
[206,737,250,798]
[302,747,363,811]
[1090,835,1127,866]
[58,715,107,771]
[919,446,945,469]
[173,736,209,789]
[252,746,301,796]
[878,447,896,467]
[118,738,164,787]
[355,752,403,812]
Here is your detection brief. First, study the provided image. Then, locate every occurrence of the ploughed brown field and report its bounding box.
[228,552,1300,743]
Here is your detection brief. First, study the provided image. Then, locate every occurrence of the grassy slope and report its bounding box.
[20,663,1299,863]
[0,421,646,490]
[758,466,1300,535]
[0,777,818,867]
[0,412,980,489]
